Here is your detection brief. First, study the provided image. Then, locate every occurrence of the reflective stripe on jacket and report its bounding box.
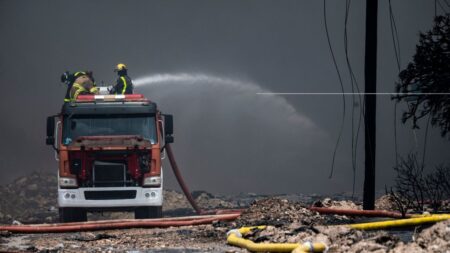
[113,75,133,94]
[71,83,87,100]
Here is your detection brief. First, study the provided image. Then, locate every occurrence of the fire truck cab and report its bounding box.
[46,94,173,222]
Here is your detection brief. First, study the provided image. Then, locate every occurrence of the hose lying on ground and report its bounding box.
[0,144,242,233]
[5,214,238,227]
[309,207,411,219]
[348,214,450,230]
[0,213,240,233]
[227,226,327,253]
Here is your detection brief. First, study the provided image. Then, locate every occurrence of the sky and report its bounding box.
[0,0,449,195]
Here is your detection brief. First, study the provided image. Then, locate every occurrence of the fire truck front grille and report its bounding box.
[84,190,137,200]
[93,161,134,187]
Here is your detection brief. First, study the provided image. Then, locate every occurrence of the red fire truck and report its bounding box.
[46,94,173,222]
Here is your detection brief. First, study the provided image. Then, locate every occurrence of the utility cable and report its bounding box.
[394,102,399,166]
[389,0,401,168]
[324,0,347,178]
[344,0,356,195]
[435,0,438,16]
[389,0,401,70]
[437,0,448,13]
[443,0,450,9]
[422,113,432,167]
[344,0,363,198]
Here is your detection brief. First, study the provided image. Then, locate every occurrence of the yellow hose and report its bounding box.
[349,214,450,230]
[227,214,450,252]
[227,226,327,252]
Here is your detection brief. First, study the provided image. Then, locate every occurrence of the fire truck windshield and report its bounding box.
[62,114,157,145]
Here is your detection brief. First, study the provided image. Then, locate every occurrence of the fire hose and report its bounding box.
[166,144,203,214]
[0,144,241,233]
[166,144,243,215]
[167,142,418,220]
[2,143,447,235]
[227,226,327,253]
[309,206,412,219]
[0,214,240,233]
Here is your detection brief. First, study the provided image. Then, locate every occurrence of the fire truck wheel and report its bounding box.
[59,208,88,223]
[135,206,163,219]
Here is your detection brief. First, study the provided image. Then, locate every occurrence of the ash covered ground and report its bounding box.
[1,172,449,252]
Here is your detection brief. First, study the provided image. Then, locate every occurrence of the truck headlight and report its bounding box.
[59,177,78,188]
[143,176,161,187]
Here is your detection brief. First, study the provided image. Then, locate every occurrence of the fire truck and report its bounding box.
[46,94,173,222]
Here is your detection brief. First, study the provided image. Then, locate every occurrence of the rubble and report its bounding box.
[413,219,450,252]
[375,194,398,211]
[1,172,450,252]
[0,171,59,224]
[0,172,237,223]
[194,191,235,210]
[235,198,353,229]
[312,197,361,210]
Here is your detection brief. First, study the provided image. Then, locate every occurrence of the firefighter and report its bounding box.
[62,71,98,102]
[110,63,133,95]
[61,71,75,102]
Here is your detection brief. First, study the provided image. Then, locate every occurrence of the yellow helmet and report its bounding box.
[114,63,127,72]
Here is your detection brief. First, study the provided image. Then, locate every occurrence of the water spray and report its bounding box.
[133,73,315,128]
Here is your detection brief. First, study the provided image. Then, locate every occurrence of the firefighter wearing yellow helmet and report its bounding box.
[110,63,133,95]
[61,71,98,102]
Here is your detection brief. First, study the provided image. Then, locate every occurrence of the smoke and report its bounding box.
[134,73,332,194]
[134,73,314,128]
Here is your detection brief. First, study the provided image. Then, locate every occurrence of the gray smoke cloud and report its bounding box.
[1,0,449,196]
[134,73,330,194]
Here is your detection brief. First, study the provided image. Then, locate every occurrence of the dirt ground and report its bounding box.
[1,173,450,252]
[0,225,243,253]
[2,198,450,252]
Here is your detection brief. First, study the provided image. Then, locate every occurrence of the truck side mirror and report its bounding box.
[46,116,55,145]
[163,114,174,143]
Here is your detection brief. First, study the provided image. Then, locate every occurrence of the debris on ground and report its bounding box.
[375,194,398,211]
[412,219,450,252]
[312,197,362,210]
[0,171,59,224]
[0,172,238,224]
[66,232,117,242]
[1,172,450,252]
[235,198,354,228]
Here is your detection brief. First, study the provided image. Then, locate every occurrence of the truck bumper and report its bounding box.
[58,187,163,208]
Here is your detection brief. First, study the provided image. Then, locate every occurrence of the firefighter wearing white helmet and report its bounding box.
[110,63,133,95]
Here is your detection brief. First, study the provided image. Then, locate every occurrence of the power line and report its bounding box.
[389,0,401,169]
[344,0,364,198]
[422,113,432,167]
[324,0,347,179]
[443,0,450,9]
[389,0,402,70]
[394,102,399,166]
[437,0,448,13]
[257,92,450,95]
[344,0,356,196]
[435,0,438,16]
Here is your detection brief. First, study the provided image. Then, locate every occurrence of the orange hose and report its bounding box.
[166,144,245,216]
[166,144,204,214]
[0,213,240,233]
[309,207,411,218]
[13,214,240,227]
[0,144,243,234]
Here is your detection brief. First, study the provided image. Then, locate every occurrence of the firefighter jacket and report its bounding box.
[66,75,98,102]
[111,75,133,95]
